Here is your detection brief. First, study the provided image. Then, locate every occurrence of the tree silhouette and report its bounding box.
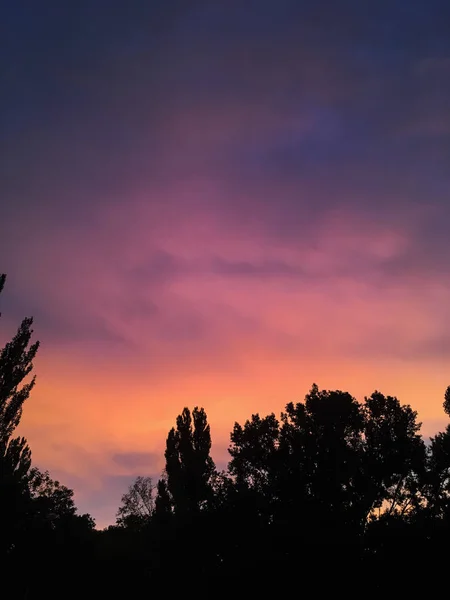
[0,275,94,582]
[29,467,78,518]
[444,386,450,417]
[423,388,450,522]
[116,475,155,529]
[0,274,39,557]
[164,406,216,515]
[362,392,425,520]
[426,429,450,518]
[222,383,431,575]
[26,467,95,554]
[154,477,172,522]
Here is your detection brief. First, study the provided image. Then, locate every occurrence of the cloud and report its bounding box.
[211,257,303,278]
[128,250,187,284]
[112,451,159,471]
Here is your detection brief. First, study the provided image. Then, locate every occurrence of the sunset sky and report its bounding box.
[1,0,450,527]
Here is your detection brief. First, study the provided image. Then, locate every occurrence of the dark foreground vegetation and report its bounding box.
[1,273,449,595]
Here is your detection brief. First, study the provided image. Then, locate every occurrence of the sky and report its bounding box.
[1,0,450,527]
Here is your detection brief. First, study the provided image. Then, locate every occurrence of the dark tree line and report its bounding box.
[2,273,450,595]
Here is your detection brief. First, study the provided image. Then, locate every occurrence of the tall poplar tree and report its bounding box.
[0,274,40,554]
[164,406,215,515]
